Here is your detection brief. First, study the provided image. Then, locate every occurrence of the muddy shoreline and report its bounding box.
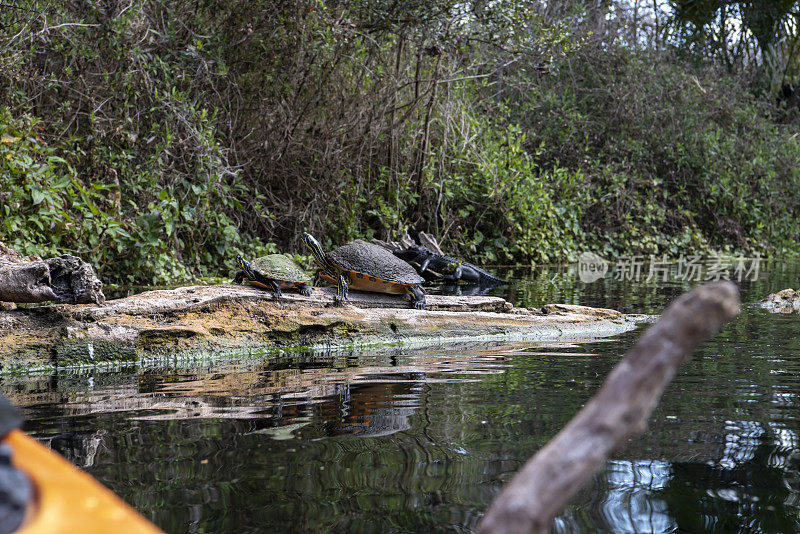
[0,284,646,373]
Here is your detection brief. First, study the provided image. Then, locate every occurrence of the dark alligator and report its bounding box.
[393,245,508,285]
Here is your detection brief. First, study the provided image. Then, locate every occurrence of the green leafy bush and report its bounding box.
[0,107,270,284]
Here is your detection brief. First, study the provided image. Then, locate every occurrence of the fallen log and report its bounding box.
[476,281,740,534]
[0,255,105,305]
[0,261,59,303]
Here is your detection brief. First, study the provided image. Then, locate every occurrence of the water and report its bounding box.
[3,260,800,533]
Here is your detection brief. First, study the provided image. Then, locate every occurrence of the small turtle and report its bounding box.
[233,254,313,298]
[302,233,426,309]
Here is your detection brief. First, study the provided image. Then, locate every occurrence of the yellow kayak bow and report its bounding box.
[8,428,163,533]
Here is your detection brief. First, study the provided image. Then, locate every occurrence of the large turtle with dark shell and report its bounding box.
[302,233,426,309]
[233,254,313,298]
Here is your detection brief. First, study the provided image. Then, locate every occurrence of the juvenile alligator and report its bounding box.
[393,245,508,285]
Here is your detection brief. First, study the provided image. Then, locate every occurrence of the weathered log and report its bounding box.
[0,262,59,303]
[0,255,104,305]
[476,281,740,534]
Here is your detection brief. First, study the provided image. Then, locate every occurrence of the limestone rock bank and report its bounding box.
[0,284,643,372]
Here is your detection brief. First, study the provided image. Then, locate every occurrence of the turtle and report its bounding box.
[302,233,426,309]
[233,254,313,298]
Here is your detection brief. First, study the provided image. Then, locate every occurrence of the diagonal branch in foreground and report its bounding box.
[476,281,740,534]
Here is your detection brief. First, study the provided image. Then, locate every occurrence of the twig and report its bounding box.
[38,22,99,34]
[0,2,41,11]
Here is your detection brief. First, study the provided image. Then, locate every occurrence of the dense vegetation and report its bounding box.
[1,0,798,284]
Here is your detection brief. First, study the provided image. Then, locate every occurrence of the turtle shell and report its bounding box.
[328,241,424,285]
[250,254,311,283]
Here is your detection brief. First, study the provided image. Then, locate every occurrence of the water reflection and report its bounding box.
[556,460,675,534]
[1,261,800,532]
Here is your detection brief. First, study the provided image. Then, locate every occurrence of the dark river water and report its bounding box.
[3,259,799,533]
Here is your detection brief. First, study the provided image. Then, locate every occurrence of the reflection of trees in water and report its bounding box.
[656,431,800,532]
[28,401,482,533]
[11,343,508,433]
[317,382,419,438]
[8,360,510,532]
[42,429,110,468]
[555,420,800,533]
[555,460,676,533]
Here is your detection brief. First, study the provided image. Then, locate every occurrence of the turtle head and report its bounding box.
[303,233,334,272]
[303,233,324,260]
[236,255,255,279]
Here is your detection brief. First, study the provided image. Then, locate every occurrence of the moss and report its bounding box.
[259,319,370,347]
[53,338,137,366]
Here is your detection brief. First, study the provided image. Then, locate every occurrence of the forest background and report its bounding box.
[0,0,798,285]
